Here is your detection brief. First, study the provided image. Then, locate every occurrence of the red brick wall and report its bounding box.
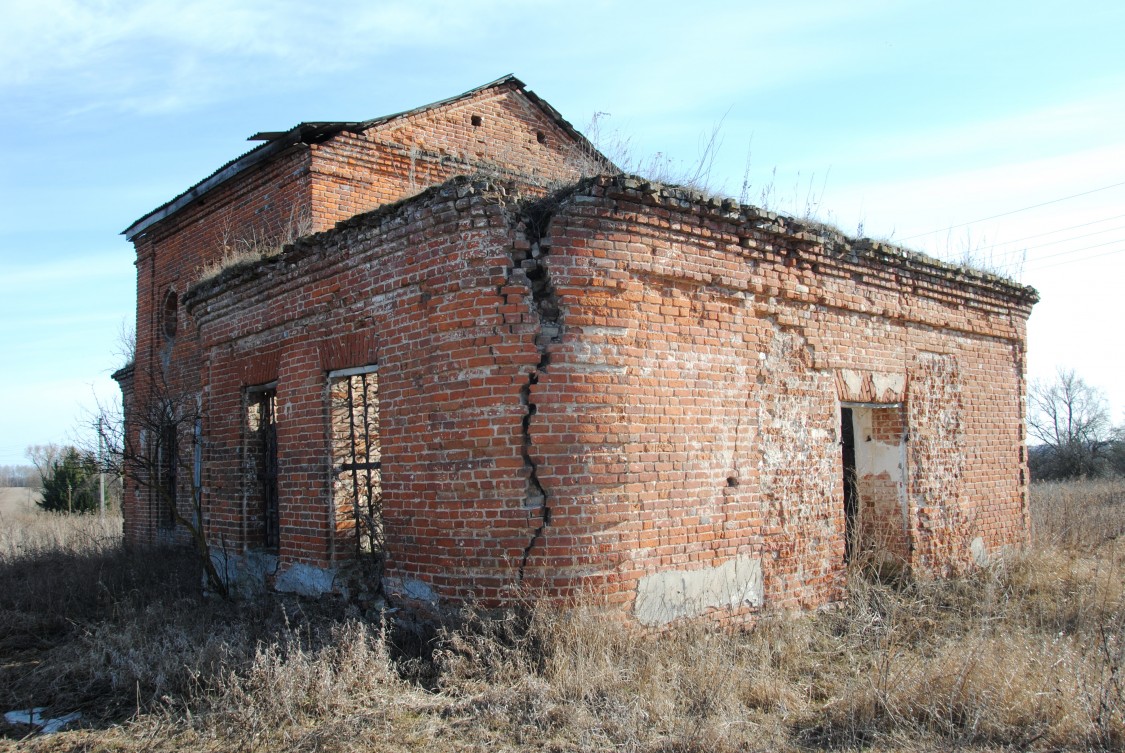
[185,175,1034,621]
[188,181,545,600]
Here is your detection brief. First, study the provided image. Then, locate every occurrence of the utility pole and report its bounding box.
[98,417,106,519]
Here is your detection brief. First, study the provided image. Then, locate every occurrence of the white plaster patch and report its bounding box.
[852,410,906,479]
[841,369,864,400]
[210,549,279,598]
[634,555,763,626]
[581,326,632,338]
[970,537,989,566]
[457,366,495,379]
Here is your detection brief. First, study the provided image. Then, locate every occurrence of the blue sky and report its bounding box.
[1,0,1123,464]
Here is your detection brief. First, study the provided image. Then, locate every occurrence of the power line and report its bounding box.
[1021,238,1125,267]
[899,180,1125,242]
[975,212,1125,251]
[989,237,1125,272]
[986,224,1125,263]
[1028,245,1125,272]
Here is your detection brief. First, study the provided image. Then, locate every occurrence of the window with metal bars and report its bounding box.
[246,386,279,550]
[329,366,383,557]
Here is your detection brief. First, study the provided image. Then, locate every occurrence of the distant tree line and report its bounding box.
[1027,369,1125,481]
[0,464,38,487]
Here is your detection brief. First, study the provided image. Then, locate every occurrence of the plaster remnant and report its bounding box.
[841,369,864,399]
[402,578,439,603]
[634,555,763,626]
[871,372,906,401]
[852,410,906,479]
[210,549,278,598]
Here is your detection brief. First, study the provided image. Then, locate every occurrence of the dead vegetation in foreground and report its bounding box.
[1,480,1122,752]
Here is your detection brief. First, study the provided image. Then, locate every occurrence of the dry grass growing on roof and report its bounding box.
[194,208,314,287]
[1,479,1122,752]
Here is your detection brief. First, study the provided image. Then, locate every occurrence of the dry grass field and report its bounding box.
[0,487,39,519]
[1,481,1122,752]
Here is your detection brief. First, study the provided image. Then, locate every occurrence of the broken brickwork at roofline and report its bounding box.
[182,174,1036,623]
[118,77,601,549]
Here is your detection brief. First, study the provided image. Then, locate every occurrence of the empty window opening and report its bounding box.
[840,403,909,572]
[536,130,546,144]
[246,386,279,550]
[162,290,179,339]
[330,367,382,557]
[470,114,482,127]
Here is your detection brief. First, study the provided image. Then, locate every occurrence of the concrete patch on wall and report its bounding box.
[274,562,339,597]
[383,576,440,606]
[634,555,763,626]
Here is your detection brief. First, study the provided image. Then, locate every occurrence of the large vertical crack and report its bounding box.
[511,198,562,581]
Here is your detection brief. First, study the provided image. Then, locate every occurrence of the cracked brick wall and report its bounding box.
[184,175,1034,621]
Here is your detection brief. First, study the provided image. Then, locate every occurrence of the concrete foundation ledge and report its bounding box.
[633,555,764,626]
[275,562,340,597]
[209,550,342,598]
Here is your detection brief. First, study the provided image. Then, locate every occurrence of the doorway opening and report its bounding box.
[840,403,909,571]
[841,406,858,562]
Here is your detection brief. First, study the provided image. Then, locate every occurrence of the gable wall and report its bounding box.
[308,84,595,230]
[125,85,592,548]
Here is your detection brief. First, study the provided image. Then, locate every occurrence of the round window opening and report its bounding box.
[162,291,179,339]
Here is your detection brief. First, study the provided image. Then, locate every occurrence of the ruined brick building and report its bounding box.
[116,76,1037,624]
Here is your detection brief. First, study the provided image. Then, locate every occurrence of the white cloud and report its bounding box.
[820,85,1125,173]
[0,0,529,113]
[0,250,132,291]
